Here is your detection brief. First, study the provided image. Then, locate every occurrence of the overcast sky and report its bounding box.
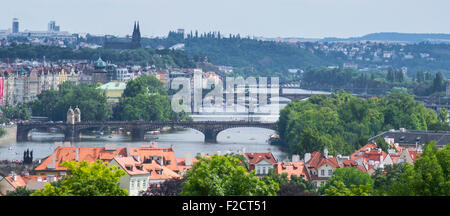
[1,0,448,38]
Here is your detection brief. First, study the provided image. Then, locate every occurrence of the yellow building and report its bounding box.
[96,81,127,104]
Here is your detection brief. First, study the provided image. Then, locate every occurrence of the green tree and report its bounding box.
[433,71,445,93]
[6,186,34,196]
[30,82,110,121]
[438,108,448,124]
[31,160,128,196]
[279,91,438,157]
[262,169,316,196]
[375,137,390,153]
[114,75,191,121]
[371,163,406,195]
[389,142,449,196]
[323,180,373,196]
[1,105,30,121]
[318,167,374,195]
[180,154,279,196]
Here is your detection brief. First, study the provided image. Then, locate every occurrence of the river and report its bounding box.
[0,99,292,162]
[0,127,286,161]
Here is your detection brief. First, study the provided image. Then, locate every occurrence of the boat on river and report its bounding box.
[268,134,281,145]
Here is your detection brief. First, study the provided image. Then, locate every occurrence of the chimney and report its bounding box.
[184,153,192,166]
[292,154,300,162]
[126,144,131,157]
[13,174,17,182]
[52,153,56,166]
[304,153,311,163]
[75,147,79,162]
[47,175,55,182]
[324,148,329,159]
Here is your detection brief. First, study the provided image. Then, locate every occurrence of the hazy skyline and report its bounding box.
[1,0,449,38]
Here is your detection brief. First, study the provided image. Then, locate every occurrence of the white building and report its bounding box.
[116,68,132,82]
[109,157,150,196]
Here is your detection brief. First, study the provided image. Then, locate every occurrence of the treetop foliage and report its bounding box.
[180,154,279,196]
[31,160,128,196]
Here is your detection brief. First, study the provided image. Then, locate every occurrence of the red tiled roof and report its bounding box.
[176,157,199,173]
[305,152,323,168]
[408,150,420,162]
[35,147,128,171]
[128,147,179,173]
[35,146,178,172]
[245,152,277,165]
[3,176,26,189]
[274,161,310,181]
[350,144,377,160]
[112,156,181,180]
[306,152,339,170]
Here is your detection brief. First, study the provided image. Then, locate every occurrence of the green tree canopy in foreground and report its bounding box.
[323,180,373,196]
[6,186,34,196]
[262,169,316,196]
[31,160,128,196]
[389,142,450,196]
[180,154,279,196]
[318,167,374,195]
[325,142,449,196]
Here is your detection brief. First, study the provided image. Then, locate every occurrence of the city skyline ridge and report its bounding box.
[3,17,450,41]
[0,0,448,39]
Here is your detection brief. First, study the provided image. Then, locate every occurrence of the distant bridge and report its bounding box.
[17,121,277,143]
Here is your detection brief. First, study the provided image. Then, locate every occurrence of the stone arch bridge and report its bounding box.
[17,121,278,143]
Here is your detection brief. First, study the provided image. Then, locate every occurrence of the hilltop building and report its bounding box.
[104,22,141,49]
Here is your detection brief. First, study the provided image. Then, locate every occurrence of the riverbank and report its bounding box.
[0,126,17,146]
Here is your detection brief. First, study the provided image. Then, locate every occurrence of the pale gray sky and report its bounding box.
[1,0,448,38]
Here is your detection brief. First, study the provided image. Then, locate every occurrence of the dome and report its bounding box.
[95,57,107,68]
[67,107,74,114]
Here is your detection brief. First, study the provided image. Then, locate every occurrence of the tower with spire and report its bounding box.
[104,21,142,49]
[131,21,141,49]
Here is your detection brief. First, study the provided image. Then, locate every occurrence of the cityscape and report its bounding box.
[0,1,449,207]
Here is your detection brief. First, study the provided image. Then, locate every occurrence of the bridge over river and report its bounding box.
[16,121,277,143]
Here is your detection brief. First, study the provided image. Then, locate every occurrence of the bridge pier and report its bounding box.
[64,126,81,142]
[131,127,145,141]
[202,128,220,143]
[16,128,30,142]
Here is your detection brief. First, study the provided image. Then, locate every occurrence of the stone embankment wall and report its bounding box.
[0,126,17,144]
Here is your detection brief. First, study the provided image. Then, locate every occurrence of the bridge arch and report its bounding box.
[216,127,277,143]
[17,121,278,143]
[16,124,67,142]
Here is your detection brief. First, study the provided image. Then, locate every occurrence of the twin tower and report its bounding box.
[67,107,81,124]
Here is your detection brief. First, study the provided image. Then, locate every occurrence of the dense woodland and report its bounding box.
[0,44,195,68]
[301,66,447,96]
[278,91,448,156]
[28,75,190,122]
[3,33,450,84]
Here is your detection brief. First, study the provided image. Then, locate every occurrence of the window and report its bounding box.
[320,170,325,176]
[131,180,135,189]
[137,180,140,188]
[328,169,333,176]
